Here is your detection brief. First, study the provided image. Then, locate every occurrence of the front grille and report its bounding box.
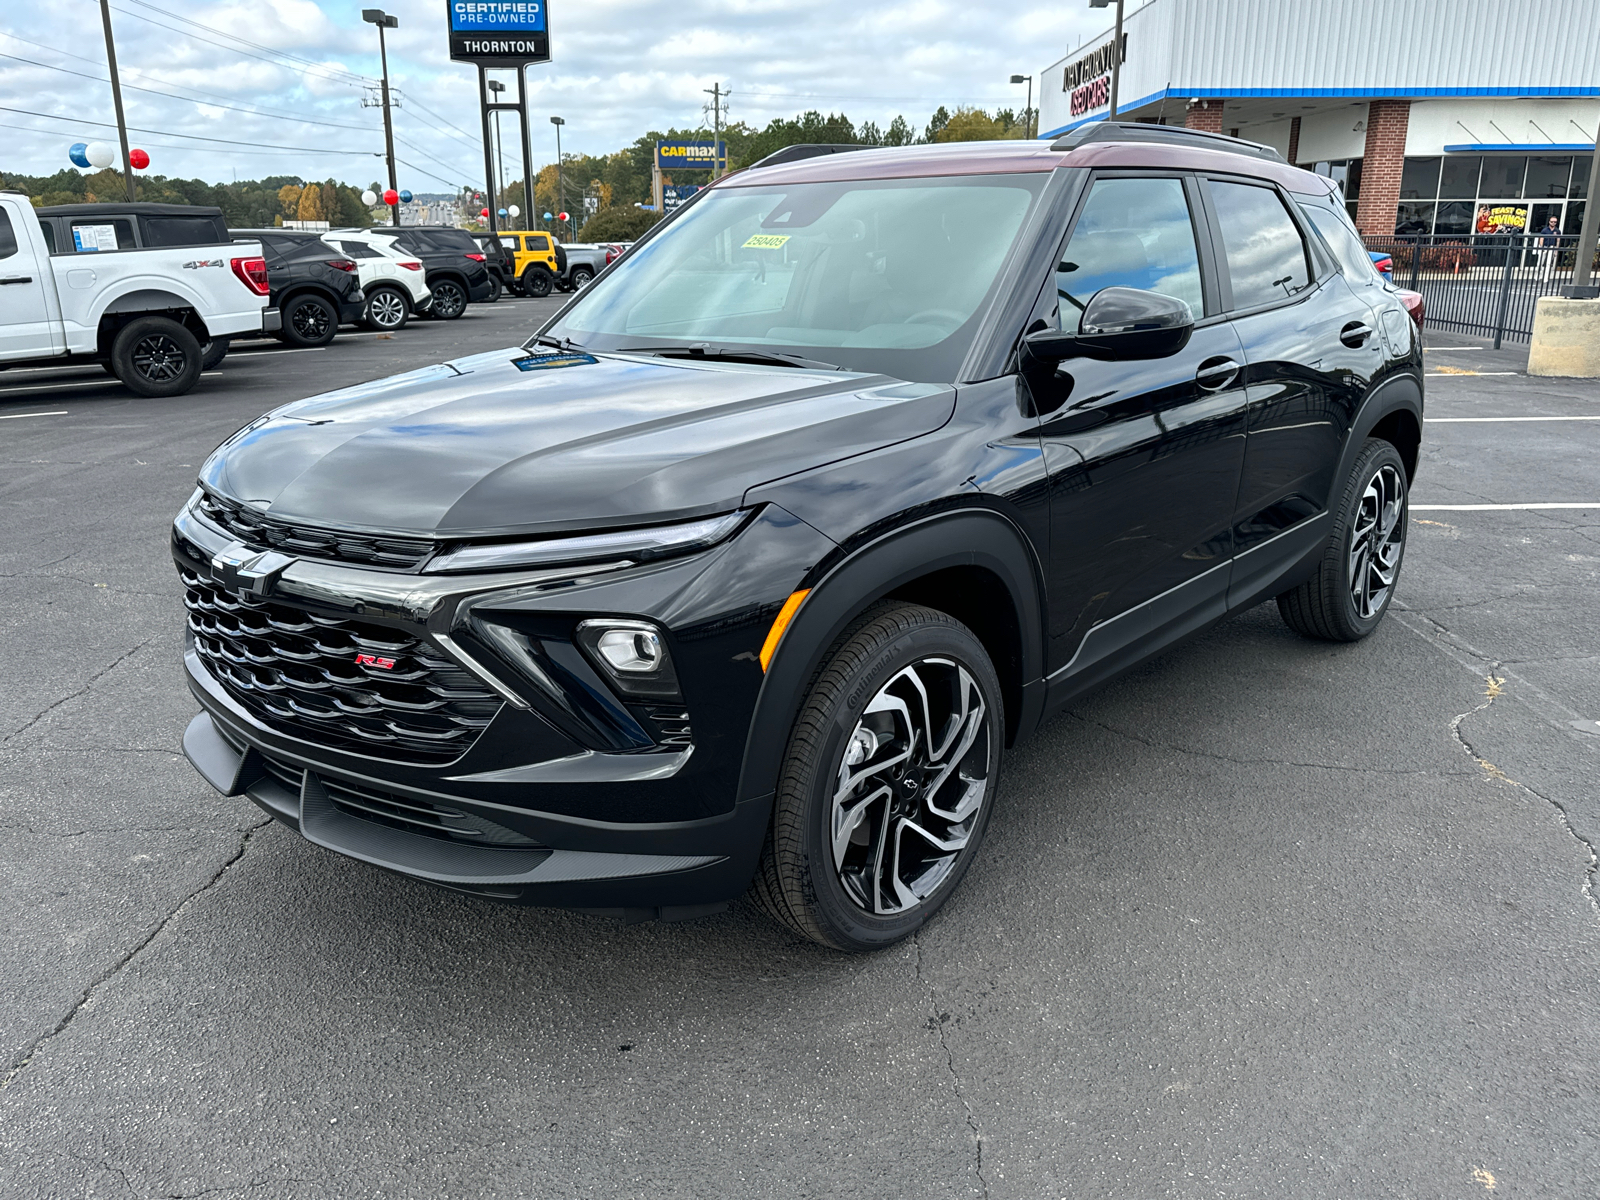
[184,567,501,764]
[261,755,543,848]
[196,491,438,571]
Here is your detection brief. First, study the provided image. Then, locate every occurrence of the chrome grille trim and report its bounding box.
[196,490,438,571]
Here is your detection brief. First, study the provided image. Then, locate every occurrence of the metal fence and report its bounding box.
[1360,233,1599,348]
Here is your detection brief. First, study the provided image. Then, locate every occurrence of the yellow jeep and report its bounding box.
[497,230,565,298]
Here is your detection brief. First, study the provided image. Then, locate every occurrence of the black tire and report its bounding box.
[281,293,337,347]
[429,277,468,319]
[484,275,503,303]
[110,316,202,398]
[520,267,553,299]
[362,286,409,332]
[201,337,230,371]
[751,602,1004,952]
[569,265,594,289]
[1277,438,1409,642]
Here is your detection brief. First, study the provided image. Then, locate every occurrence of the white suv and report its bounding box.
[320,231,430,332]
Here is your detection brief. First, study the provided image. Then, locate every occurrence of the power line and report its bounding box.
[0,119,377,161]
[400,93,482,143]
[393,156,473,191]
[119,0,372,84]
[107,2,370,90]
[0,103,380,155]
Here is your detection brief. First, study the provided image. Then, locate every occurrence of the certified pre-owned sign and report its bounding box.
[447,0,549,66]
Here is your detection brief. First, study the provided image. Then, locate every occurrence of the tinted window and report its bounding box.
[1439,156,1481,199]
[425,229,477,253]
[1480,156,1526,197]
[529,234,550,251]
[331,240,381,258]
[141,215,226,247]
[1400,157,1440,199]
[1056,177,1203,323]
[38,218,55,254]
[1525,156,1572,199]
[1434,200,1475,236]
[1297,200,1378,282]
[1570,157,1591,199]
[1395,202,1435,236]
[70,219,134,252]
[0,209,17,259]
[1209,181,1311,310]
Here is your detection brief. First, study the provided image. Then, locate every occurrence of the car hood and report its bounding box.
[198,347,955,539]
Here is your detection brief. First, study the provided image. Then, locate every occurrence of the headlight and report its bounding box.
[423,510,749,574]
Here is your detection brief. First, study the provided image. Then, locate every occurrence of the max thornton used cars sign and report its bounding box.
[447,1,549,66]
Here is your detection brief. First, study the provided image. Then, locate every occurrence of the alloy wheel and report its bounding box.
[131,333,185,382]
[1348,462,1406,619]
[368,290,406,329]
[830,657,991,915]
[432,282,465,318]
[290,301,331,340]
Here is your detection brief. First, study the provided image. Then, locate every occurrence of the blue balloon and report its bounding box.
[497,207,508,217]
[399,189,413,203]
[69,142,90,168]
[543,211,553,220]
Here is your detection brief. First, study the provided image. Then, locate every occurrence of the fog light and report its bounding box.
[596,627,662,673]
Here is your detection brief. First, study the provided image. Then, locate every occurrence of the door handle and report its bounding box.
[1340,321,1374,347]
[0,276,33,285]
[1195,357,1240,391]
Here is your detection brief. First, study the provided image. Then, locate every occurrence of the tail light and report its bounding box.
[464,252,487,262]
[399,261,423,271]
[1374,256,1393,275]
[326,259,358,273]
[605,246,619,265]
[1399,290,1425,330]
[230,256,271,295]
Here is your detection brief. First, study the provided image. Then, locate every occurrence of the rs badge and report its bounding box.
[355,653,396,670]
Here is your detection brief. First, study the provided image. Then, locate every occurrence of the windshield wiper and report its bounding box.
[615,344,847,371]
[531,334,586,352]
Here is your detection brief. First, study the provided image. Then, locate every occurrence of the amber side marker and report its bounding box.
[759,589,810,672]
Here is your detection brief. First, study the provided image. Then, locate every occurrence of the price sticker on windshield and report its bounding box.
[742,234,791,249]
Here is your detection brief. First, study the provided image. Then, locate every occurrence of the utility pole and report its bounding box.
[1567,120,1600,297]
[98,0,135,201]
[550,116,565,240]
[704,82,726,177]
[362,9,401,226]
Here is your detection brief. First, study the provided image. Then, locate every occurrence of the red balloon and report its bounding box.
[480,208,490,218]
[382,189,399,206]
[557,211,569,222]
[129,148,149,170]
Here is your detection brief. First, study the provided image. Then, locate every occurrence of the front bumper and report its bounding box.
[172,502,833,914]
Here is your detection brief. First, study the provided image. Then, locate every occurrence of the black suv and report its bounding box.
[366,225,494,319]
[176,127,1423,951]
[230,230,366,348]
[471,233,512,301]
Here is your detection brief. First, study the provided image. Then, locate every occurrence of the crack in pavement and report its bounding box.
[914,932,990,1199]
[1065,712,1468,777]
[2,639,155,744]
[1,817,271,1092]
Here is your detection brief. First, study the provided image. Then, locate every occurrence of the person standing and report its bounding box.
[1535,214,1563,282]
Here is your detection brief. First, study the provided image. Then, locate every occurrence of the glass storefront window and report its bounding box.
[1439,156,1482,199]
[1572,158,1592,199]
[1480,157,1527,197]
[1395,202,1435,236]
[1400,157,1441,199]
[1525,157,1573,199]
[1564,201,1587,235]
[1433,201,1475,236]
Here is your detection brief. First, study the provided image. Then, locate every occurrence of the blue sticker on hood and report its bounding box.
[512,351,598,371]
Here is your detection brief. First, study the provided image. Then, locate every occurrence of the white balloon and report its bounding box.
[361,190,378,206]
[85,141,115,169]
[507,204,520,218]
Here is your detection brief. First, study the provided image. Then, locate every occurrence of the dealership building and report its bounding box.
[1035,0,1600,239]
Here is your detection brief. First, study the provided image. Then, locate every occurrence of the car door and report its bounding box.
[1033,172,1249,684]
[0,199,60,360]
[1200,177,1383,606]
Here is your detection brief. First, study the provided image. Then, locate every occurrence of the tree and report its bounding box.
[296,183,325,222]
[277,184,303,220]
[579,206,659,243]
[884,115,916,146]
[933,106,1027,143]
[924,107,952,143]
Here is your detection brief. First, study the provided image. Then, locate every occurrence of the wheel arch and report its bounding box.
[94,300,208,356]
[363,280,412,311]
[735,508,1047,807]
[1338,370,1424,495]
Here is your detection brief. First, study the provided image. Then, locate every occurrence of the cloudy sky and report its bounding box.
[0,0,1117,191]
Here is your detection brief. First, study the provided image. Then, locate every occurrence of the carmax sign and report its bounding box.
[655,141,726,170]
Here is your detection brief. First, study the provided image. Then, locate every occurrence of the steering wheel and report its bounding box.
[903,308,965,327]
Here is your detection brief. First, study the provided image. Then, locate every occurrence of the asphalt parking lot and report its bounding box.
[1,307,1597,1198]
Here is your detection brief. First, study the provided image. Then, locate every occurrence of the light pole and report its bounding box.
[550,115,566,241]
[98,0,135,201]
[1009,74,1034,139]
[361,9,401,226]
[1088,0,1125,120]
[488,79,507,210]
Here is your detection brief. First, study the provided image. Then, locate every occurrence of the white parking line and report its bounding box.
[0,410,68,420]
[229,346,327,355]
[0,378,123,394]
[1425,346,1484,351]
[1425,371,1519,377]
[1428,416,1600,423]
[1412,503,1600,510]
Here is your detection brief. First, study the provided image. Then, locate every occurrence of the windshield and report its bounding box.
[541,173,1048,382]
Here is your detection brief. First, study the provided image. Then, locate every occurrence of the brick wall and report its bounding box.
[1355,100,1411,237]
[1185,101,1224,133]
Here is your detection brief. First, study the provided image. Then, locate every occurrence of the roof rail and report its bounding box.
[748,143,872,169]
[1050,121,1284,162]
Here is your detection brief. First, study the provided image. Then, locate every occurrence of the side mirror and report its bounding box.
[1023,286,1195,364]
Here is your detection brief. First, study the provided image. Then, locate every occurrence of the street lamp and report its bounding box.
[1088,0,1124,120]
[487,79,507,214]
[362,8,400,226]
[550,115,566,240]
[1009,74,1034,140]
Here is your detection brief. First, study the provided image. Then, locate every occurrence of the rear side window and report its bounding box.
[1209,181,1311,310]
[70,218,135,252]
[141,215,226,247]
[0,209,17,259]
[331,240,381,258]
[426,229,477,253]
[38,218,56,254]
[1057,176,1204,323]
[529,234,550,251]
[1297,199,1380,282]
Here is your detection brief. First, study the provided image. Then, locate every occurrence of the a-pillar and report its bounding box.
[1355,100,1411,237]
[1185,99,1224,133]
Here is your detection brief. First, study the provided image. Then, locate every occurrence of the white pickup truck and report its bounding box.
[0,191,272,397]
